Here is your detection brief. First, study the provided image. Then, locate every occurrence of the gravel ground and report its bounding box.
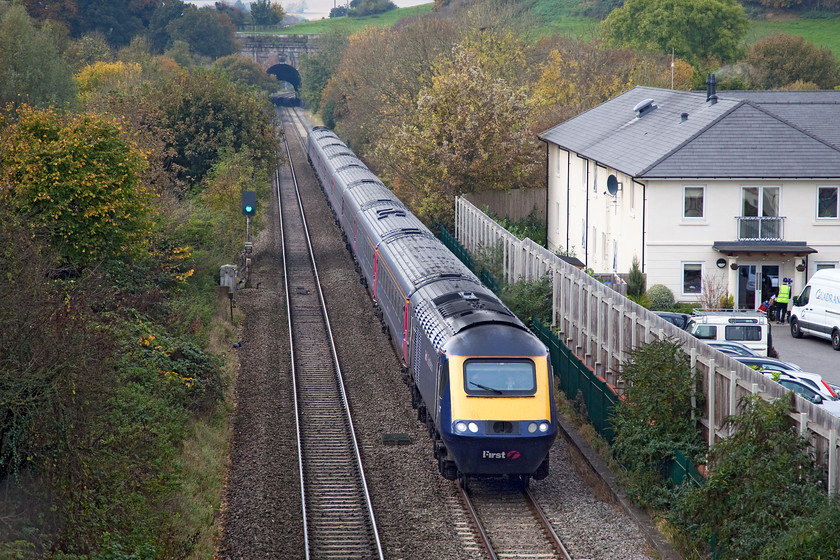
[215,115,664,560]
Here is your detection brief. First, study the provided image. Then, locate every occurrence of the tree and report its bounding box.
[348,0,397,17]
[0,105,153,266]
[299,29,349,112]
[674,395,829,559]
[746,33,840,90]
[167,5,238,60]
[147,0,186,54]
[148,69,281,186]
[250,0,285,25]
[0,4,77,107]
[602,0,748,65]
[374,45,539,224]
[320,17,460,151]
[610,338,704,508]
[24,0,158,47]
[214,54,280,91]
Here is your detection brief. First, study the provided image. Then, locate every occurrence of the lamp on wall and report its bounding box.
[716,258,726,269]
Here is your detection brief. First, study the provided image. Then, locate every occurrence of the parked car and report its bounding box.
[704,340,759,357]
[733,356,802,373]
[686,313,770,356]
[782,371,838,400]
[777,376,840,417]
[654,311,692,330]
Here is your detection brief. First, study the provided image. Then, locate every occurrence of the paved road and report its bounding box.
[770,322,840,387]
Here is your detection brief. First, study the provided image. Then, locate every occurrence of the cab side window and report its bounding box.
[796,285,810,306]
[694,325,717,339]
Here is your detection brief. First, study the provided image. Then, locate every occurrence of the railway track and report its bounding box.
[278,106,384,559]
[459,479,572,560]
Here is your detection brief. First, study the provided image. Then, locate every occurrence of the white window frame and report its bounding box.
[816,185,839,220]
[815,262,838,271]
[683,185,705,220]
[682,262,703,296]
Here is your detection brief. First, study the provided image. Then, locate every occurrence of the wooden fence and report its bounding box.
[463,188,546,223]
[455,196,840,494]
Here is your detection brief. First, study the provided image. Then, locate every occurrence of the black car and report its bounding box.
[653,311,692,330]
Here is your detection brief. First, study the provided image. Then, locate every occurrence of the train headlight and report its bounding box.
[539,422,550,433]
[455,421,468,433]
[528,423,537,433]
[468,422,479,433]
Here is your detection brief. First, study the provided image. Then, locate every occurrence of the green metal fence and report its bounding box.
[531,319,619,444]
[438,225,474,270]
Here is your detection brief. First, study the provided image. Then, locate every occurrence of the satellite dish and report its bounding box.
[606,174,619,196]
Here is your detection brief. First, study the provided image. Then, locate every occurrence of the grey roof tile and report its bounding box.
[538,86,840,179]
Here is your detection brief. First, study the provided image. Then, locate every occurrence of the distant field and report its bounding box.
[280,3,433,34]
[274,1,840,61]
[747,16,840,58]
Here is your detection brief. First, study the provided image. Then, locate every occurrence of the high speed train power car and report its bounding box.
[307,126,557,482]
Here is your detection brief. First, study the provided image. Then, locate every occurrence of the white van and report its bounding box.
[789,269,840,351]
[686,312,771,357]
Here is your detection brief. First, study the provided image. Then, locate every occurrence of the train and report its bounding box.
[306,125,557,482]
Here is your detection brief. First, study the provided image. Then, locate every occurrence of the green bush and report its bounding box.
[672,394,830,559]
[610,338,704,509]
[500,276,552,325]
[646,284,675,310]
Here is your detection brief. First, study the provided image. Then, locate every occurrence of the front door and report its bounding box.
[738,265,756,310]
[760,265,780,307]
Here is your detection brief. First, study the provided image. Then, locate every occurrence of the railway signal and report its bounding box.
[241,190,256,216]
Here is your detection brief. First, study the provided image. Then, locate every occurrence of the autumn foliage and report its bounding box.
[0,105,153,266]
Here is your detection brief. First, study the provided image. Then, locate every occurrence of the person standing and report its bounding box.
[775,278,791,324]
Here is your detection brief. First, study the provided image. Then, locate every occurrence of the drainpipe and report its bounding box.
[584,159,590,270]
[638,180,646,273]
[543,142,549,247]
[566,151,571,253]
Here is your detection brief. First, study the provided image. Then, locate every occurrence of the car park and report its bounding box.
[733,356,802,373]
[653,311,692,330]
[703,340,759,357]
[686,312,770,356]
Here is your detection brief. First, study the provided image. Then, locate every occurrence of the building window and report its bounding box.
[683,263,702,295]
[581,219,586,249]
[817,186,839,219]
[816,262,837,271]
[683,186,704,219]
[592,226,597,261]
[613,240,618,271]
[602,232,607,263]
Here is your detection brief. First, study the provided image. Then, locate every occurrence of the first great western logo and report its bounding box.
[482,450,521,460]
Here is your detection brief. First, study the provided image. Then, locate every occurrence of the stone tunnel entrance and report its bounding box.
[268,63,302,91]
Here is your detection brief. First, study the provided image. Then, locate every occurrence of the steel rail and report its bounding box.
[279,107,385,559]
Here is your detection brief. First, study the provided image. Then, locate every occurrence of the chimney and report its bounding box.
[680,112,689,122]
[706,74,718,105]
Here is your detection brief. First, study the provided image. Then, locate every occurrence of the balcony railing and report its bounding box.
[737,216,785,241]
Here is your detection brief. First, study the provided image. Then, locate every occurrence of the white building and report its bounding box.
[538,80,840,310]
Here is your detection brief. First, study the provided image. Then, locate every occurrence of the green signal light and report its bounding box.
[245,206,253,213]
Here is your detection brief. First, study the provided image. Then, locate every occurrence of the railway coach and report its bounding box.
[307,126,557,483]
